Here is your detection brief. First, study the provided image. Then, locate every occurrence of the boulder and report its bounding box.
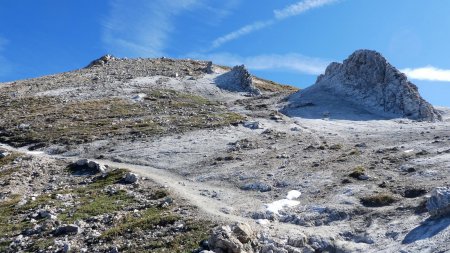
[54,224,81,236]
[70,159,106,175]
[287,233,307,248]
[123,172,139,184]
[232,223,254,244]
[208,223,258,253]
[427,187,450,217]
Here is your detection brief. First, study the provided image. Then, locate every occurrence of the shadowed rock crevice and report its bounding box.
[283,50,442,121]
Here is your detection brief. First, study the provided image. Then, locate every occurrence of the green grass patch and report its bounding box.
[19,194,54,211]
[60,190,136,223]
[0,195,31,236]
[101,207,178,240]
[0,153,21,168]
[0,90,244,147]
[28,238,54,252]
[102,208,211,253]
[59,169,135,223]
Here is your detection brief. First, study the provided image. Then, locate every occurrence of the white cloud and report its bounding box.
[274,0,338,19]
[401,66,450,82]
[210,0,337,49]
[188,52,330,75]
[211,20,274,49]
[102,0,202,57]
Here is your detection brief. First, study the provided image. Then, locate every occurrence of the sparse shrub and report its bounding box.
[349,166,366,179]
[361,193,396,207]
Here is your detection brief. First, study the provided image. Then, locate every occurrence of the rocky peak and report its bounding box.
[314,49,441,121]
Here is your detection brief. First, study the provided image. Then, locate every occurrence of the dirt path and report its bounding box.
[0,143,325,238]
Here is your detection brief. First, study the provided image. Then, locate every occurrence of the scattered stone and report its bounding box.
[241,182,272,192]
[243,121,262,130]
[427,187,450,217]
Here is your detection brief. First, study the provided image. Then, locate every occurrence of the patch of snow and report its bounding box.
[286,190,301,200]
[256,219,270,225]
[265,199,300,215]
[404,149,415,154]
[131,93,147,102]
[265,190,302,215]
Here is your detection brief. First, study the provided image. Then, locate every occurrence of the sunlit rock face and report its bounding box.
[291,50,442,121]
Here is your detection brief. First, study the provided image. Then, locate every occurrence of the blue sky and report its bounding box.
[1,0,449,106]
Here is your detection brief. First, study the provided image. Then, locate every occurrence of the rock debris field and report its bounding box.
[0,50,449,253]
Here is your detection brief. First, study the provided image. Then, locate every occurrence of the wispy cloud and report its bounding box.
[102,0,202,57]
[211,20,274,49]
[0,37,12,77]
[402,66,450,82]
[210,0,338,49]
[189,52,330,75]
[274,0,337,19]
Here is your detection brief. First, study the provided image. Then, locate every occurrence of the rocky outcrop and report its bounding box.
[427,187,450,217]
[216,65,261,96]
[87,54,117,68]
[69,159,106,175]
[285,50,441,121]
[123,172,139,184]
[207,222,258,253]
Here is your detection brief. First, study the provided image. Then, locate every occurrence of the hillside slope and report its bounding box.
[0,52,450,253]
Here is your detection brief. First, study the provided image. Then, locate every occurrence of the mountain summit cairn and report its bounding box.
[283,50,442,121]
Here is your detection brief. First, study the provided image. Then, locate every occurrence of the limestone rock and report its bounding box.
[284,50,441,121]
[232,222,254,244]
[208,222,258,253]
[87,54,117,68]
[287,233,307,248]
[427,187,450,217]
[216,65,261,96]
[54,224,81,236]
[123,172,139,184]
[70,159,106,175]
